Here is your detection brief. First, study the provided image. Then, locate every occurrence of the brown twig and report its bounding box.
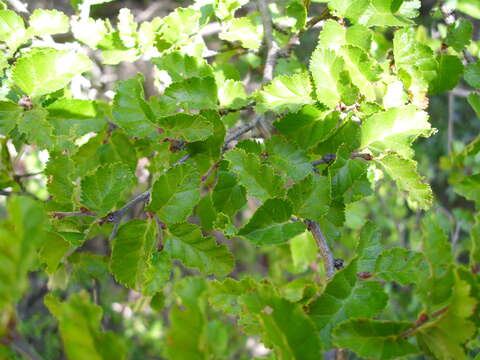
[311,152,373,166]
[400,306,449,338]
[219,101,256,116]
[305,219,335,280]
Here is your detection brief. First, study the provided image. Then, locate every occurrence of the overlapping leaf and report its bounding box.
[111,219,171,295]
[287,174,331,222]
[308,260,388,349]
[147,163,201,224]
[238,198,306,245]
[80,162,135,216]
[165,222,234,276]
[12,48,92,98]
[360,105,433,158]
[375,152,433,210]
[333,319,419,359]
[224,148,285,201]
[256,72,314,114]
[45,292,127,360]
[112,74,158,138]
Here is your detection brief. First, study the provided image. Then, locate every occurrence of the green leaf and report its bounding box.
[0,101,23,136]
[308,260,388,349]
[464,62,480,89]
[111,219,171,295]
[355,221,383,273]
[12,48,92,98]
[186,110,226,171]
[0,196,46,311]
[46,99,109,138]
[117,8,137,48]
[165,223,234,276]
[455,0,480,19]
[290,231,318,273]
[45,153,76,206]
[375,152,433,210]
[112,74,158,138]
[224,148,285,202]
[212,170,246,216]
[153,51,213,83]
[0,9,27,50]
[164,77,218,110]
[468,93,480,116]
[18,107,55,150]
[80,162,135,216]
[315,119,361,155]
[393,28,437,105]
[165,300,208,360]
[417,215,455,311]
[217,79,249,110]
[214,0,249,20]
[71,17,109,48]
[147,163,200,224]
[197,194,217,231]
[274,106,338,150]
[39,231,72,274]
[329,144,372,203]
[219,16,262,50]
[446,18,473,52]
[429,54,464,95]
[329,0,420,27]
[287,174,331,222]
[375,248,428,285]
[209,277,257,315]
[241,284,322,360]
[160,7,201,44]
[318,20,371,51]
[332,319,418,359]
[157,113,213,142]
[28,9,69,36]
[340,45,382,101]
[265,136,312,181]
[360,105,433,158]
[453,173,480,204]
[238,198,306,245]
[309,48,345,108]
[256,72,315,114]
[471,215,480,266]
[45,291,127,360]
[416,277,477,360]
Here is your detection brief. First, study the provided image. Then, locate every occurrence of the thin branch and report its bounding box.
[0,189,41,200]
[50,210,98,219]
[280,7,330,57]
[105,191,150,224]
[9,334,43,360]
[257,0,280,85]
[201,162,220,182]
[400,306,449,338]
[219,101,256,116]
[305,219,335,280]
[311,152,373,166]
[14,172,43,179]
[136,1,163,22]
[173,153,191,166]
[6,0,28,13]
[223,115,262,150]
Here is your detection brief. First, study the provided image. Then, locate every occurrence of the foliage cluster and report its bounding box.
[0,0,480,359]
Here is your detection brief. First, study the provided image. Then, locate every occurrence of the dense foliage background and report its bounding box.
[0,0,480,359]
